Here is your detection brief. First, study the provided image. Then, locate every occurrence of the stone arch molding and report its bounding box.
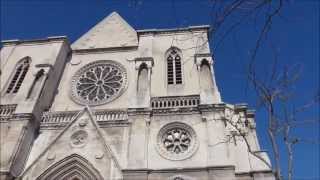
[36,154,103,180]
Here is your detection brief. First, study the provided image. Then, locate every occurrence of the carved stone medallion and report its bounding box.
[70,130,88,148]
[156,122,198,161]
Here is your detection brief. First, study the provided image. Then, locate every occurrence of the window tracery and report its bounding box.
[6,57,30,94]
[162,128,191,154]
[156,122,198,161]
[167,48,182,85]
[71,60,127,106]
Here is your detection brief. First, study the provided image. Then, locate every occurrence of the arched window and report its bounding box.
[6,57,30,94]
[167,48,182,85]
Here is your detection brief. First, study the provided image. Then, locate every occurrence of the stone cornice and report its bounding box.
[127,108,152,116]
[11,113,34,120]
[72,46,138,54]
[137,25,210,36]
[122,165,235,173]
[152,107,200,116]
[235,170,274,176]
[97,120,130,127]
[1,36,68,47]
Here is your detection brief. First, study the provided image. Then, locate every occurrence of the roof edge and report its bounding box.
[137,25,211,34]
[1,36,68,46]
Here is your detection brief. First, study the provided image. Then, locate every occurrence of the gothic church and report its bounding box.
[0,12,274,180]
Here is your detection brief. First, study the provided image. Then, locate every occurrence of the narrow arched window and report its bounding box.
[6,57,30,94]
[167,48,182,85]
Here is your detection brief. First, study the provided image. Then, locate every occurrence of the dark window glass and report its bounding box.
[167,49,183,85]
[6,58,30,94]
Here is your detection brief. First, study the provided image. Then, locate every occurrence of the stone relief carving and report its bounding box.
[156,122,199,161]
[78,118,88,127]
[70,130,88,148]
[71,60,127,106]
[168,174,196,180]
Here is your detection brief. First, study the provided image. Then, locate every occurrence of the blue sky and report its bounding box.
[1,0,319,179]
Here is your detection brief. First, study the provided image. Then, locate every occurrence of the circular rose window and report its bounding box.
[71,60,127,105]
[156,122,198,161]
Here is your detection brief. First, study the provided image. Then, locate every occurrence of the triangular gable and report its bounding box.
[22,106,122,179]
[72,12,138,50]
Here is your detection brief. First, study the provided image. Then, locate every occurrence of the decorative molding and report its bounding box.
[122,165,236,173]
[127,108,152,116]
[72,46,137,54]
[152,107,200,116]
[151,95,200,109]
[137,25,210,36]
[0,104,17,121]
[194,53,213,70]
[1,36,68,47]
[42,111,78,123]
[134,57,154,70]
[36,154,103,180]
[95,109,128,121]
[168,174,196,180]
[41,109,128,128]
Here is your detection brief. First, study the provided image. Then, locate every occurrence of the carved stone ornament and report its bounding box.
[95,150,104,159]
[47,152,56,161]
[71,60,127,106]
[78,118,88,127]
[156,122,199,161]
[70,130,88,148]
[168,175,195,180]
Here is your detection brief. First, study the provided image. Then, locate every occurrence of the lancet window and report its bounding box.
[6,57,31,94]
[167,48,182,85]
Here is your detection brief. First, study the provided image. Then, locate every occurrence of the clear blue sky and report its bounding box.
[1,0,319,179]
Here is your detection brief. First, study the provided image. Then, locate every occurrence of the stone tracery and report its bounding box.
[157,122,198,161]
[71,60,127,105]
[162,128,192,154]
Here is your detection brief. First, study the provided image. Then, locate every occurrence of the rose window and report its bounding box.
[157,122,199,161]
[71,60,127,105]
[163,128,191,154]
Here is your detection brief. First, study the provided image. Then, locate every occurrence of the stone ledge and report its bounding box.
[123,165,235,173]
[1,36,68,46]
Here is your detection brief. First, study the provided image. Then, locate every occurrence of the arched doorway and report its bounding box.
[36,154,103,180]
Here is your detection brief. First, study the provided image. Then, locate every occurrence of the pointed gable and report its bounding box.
[22,107,122,179]
[72,12,138,50]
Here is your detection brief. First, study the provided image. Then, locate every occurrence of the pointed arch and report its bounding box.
[36,154,103,180]
[6,57,31,94]
[200,59,214,89]
[137,63,148,92]
[166,47,183,85]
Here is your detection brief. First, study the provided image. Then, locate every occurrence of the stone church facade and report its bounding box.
[0,12,274,180]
